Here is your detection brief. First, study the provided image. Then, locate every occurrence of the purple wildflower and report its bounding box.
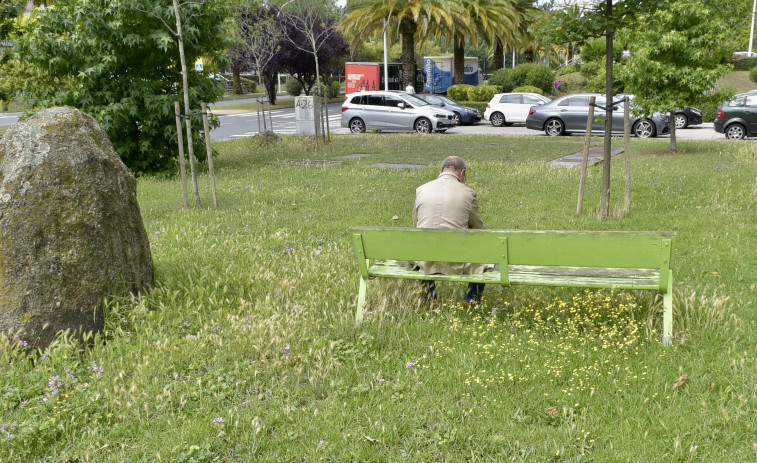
[213,417,224,423]
[405,361,416,369]
[92,365,104,375]
[282,345,291,356]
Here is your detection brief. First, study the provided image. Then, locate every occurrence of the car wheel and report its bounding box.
[544,118,565,137]
[633,119,656,138]
[490,112,505,127]
[415,118,432,134]
[349,118,366,133]
[725,123,746,139]
[674,114,688,129]
[453,113,462,125]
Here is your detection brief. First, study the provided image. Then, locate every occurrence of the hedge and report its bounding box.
[732,57,757,71]
[447,84,474,101]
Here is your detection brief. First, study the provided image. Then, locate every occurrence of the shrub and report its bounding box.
[750,66,757,83]
[286,78,303,96]
[580,38,624,63]
[467,84,498,101]
[513,85,543,94]
[525,65,555,94]
[459,101,487,113]
[488,64,545,93]
[447,84,474,101]
[330,81,341,98]
[488,68,515,92]
[240,77,257,93]
[552,80,568,93]
[556,64,579,76]
[585,65,625,94]
[580,60,603,80]
[733,57,757,71]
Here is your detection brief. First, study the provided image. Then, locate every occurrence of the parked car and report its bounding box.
[674,107,703,129]
[414,93,481,125]
[713,92,757,139]
[525,93,669,138]
[622,95,701,129]
[733,51,757,58]
[484,93,551,126]
[340,91,456,134]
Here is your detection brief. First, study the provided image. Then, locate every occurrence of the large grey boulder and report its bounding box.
[0,106,153,349]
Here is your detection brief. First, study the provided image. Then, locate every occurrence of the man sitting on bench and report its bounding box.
[412,155,487,303]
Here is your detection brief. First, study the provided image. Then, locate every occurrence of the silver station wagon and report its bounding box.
[341,91,456,134]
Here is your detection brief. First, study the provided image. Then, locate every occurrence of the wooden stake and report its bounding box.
[576,96,596,216]
[623,98,631,215]
[174,101,189,208]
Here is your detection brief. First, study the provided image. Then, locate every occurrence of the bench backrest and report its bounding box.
[351,227,675,289]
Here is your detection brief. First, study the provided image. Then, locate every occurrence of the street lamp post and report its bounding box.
[749,0,756,55]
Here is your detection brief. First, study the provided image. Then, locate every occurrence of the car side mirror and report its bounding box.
[398,102,406,109]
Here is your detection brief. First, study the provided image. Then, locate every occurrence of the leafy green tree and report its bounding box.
[619,0,732,153]
[16,0,230,175]
[543,0,665,220]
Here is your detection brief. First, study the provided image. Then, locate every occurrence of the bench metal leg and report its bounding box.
[662,270,673,346]
[356,276,367,323]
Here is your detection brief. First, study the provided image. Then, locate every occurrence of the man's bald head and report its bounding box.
[441,156,466,173]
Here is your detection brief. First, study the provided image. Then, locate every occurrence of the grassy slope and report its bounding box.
[718,70,757,93]
[2,135,756,462]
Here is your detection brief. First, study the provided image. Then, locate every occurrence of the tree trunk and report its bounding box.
[400,20,417,91]
[523,48,534,63]
[600,0,613,221]
[669,110,677,153]
[232,63,243,94]
[454,36,465,84]
[493,39,504,69]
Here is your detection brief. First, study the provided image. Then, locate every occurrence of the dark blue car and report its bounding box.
[414,94,482,125]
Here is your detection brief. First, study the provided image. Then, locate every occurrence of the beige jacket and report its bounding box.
[412,171,486,275]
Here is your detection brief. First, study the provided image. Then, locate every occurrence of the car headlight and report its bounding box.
[434,113,449,118]
[465,108,478,114]
[691,109,702,115]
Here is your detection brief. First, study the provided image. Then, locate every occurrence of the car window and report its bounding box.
[728,97,746,107]
[561,96,589,107]
[522,95,543,105]
[351,95,366,105]
[366,95,384,106]
[384,95,403,108]
[745,95,757,107]
[424,95,443,105]
[439,96,457,105]
[502,95,522,104]
[400,94,429,107]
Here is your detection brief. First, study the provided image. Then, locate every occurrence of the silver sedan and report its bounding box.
[525,93,669,138]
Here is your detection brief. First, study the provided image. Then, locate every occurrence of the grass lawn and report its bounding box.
[718,70,757,93]
[2,134,756,461]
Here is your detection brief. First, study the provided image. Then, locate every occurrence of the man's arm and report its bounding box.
[468,192,485,229]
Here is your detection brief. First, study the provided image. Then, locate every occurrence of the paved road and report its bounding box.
[0,113,20,126]
[210,102,727,141]
[0,102,733,142]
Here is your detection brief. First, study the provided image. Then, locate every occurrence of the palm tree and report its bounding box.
[491,0,530,69]
[341,0,461,90]
[453,0,521,81]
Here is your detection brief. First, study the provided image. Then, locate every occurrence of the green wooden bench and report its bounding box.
[350,227,676,345]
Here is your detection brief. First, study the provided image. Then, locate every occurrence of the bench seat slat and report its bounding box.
[367,260,661,289]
